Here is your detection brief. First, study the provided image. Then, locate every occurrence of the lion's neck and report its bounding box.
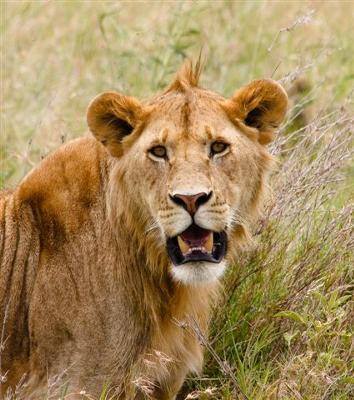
[110,209,218,336]
[113,221,218,378]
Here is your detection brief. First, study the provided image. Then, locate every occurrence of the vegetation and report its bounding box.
[1,1,353,399]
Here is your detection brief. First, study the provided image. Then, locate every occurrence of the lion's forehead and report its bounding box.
[138,113,238,149]
[145,91,230,135]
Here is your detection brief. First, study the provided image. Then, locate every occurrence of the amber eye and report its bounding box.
[149,145,167,159]
[210,141,229,156]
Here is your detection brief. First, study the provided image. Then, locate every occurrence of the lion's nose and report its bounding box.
[170,192,212,215]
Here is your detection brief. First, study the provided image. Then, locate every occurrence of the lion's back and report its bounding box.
[0,137,111,392]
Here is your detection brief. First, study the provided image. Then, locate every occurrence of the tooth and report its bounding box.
[204,233,214,253]
[177,236,190,255]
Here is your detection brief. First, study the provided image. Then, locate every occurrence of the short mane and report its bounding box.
[166,57,204,92]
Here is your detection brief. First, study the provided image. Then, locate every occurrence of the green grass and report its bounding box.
[1,1,353,399]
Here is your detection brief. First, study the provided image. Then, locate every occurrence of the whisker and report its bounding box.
[229,208,247,228]
[145,218,160,234]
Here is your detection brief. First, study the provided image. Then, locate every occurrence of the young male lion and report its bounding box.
[0,62,287,399]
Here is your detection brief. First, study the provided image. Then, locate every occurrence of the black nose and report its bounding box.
[169,192,212,215]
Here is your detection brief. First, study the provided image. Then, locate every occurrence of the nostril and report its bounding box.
[169,194,186,208]
[170,191,213,215]
[195,191,212,208]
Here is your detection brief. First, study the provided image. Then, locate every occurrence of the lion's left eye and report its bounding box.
[149,145,167,159]
[210,141,229,156]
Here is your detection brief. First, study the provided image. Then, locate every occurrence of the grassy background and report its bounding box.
[1,1,353,399]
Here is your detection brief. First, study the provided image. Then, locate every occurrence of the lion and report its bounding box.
[0,61,287,399]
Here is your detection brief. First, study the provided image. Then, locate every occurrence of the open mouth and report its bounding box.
[167,223,227,266]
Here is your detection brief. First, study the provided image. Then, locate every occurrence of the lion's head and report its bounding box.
[87,62,287,286]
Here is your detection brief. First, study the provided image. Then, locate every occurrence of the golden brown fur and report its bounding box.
[0,62,287,399]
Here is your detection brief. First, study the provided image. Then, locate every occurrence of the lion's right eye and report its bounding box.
[149,145,167,159]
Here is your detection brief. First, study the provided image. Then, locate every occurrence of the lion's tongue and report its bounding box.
[177,225,213,255]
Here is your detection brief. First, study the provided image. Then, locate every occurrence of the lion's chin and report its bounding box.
[171,260,226,286]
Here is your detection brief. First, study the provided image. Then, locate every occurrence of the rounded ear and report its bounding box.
[223,79,288,145]
[87,91,144,157]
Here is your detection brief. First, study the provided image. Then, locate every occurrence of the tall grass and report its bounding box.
[1,1,353,399]
[192,104,353,400]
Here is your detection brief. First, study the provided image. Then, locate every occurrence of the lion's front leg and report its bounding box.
[134,368,187,400]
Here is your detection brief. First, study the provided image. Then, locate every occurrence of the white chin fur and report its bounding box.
[171,261,226,286]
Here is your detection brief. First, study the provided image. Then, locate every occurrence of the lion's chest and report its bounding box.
[136,318,203,394]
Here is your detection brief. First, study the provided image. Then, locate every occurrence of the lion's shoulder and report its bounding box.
[17,136,110,237]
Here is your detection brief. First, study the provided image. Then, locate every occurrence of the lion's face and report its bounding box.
[87,67,287,286]
[122,97,262,285]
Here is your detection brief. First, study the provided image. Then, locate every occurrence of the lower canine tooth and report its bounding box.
[204,233,214,253]
[177,236,190,255]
